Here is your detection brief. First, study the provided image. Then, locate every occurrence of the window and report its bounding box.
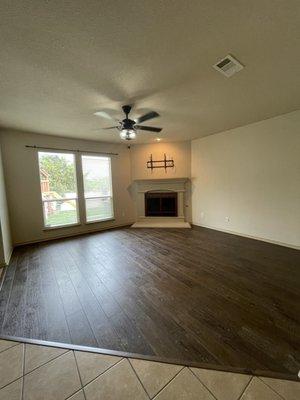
[82,155,114,222]
[38,152,79,228]
[37,152,113,228]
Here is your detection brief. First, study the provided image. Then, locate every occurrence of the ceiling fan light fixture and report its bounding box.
[101,105,162,140]
[120,129,136,140]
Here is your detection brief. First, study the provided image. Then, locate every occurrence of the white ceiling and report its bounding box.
[0,0,299,143]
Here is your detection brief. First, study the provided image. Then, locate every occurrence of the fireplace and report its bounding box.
[131,178,191,228]
[145,191,178,217]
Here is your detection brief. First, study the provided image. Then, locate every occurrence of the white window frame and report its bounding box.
[81,155,114,224]
[38,151,80,229]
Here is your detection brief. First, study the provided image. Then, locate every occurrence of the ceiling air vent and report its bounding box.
[213,54,244,77]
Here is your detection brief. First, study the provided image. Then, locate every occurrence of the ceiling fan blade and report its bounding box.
[135,125,162,132]
[103,126,119,130]
[94,110,119,121]
[136,111,159,124]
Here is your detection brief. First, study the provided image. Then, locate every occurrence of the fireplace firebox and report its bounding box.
[145,191,178,217]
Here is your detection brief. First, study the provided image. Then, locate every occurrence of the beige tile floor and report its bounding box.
[0,339,299,400]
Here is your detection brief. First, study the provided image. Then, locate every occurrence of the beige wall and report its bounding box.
[0,129,135,245]
[130,141,191,180]
[191,110,300,248]
[0,145,12,264]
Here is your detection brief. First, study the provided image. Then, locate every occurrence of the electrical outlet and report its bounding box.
[122,211,125,217]
[225,216,230,222]
[200,211,205,219]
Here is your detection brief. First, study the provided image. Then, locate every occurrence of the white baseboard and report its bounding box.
[192,223,300,250]
[14,222,135,247]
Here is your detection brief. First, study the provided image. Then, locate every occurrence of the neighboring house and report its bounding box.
[40,169,50,193]
[40,169,75,217]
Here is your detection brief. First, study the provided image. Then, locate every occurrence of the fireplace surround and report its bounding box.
[131,178,191,228]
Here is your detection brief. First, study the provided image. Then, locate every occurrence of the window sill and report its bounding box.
[42,218,115,231]
[84,218,115,225]
[43,223,81,231]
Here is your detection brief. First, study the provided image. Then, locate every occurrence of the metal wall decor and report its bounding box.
[147,153,175,172]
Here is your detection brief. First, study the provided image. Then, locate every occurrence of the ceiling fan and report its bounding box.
[94,105,162,140]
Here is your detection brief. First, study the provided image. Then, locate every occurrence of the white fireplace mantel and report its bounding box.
[131,178,191,228]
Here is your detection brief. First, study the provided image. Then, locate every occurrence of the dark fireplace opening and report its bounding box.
[145,191,178,217]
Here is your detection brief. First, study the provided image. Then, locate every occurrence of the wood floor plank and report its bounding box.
[65,240,156,354]
[0,226,299,378]
[49,247,98,347]
[23,245,47,339]
[37,244,71,343]
[0,251,19,325]
[1,247,29,336]
[59,244,126,351]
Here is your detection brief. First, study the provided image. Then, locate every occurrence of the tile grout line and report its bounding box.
[21,347,81,400]
[0,375,22,392]
[127,358,151,399]
[0,339,297,399]
[0,347,71,393]
[188,367,219,400]
[257,377,287,400]
[0,341,20,354]
[237,376,254,400]
[152,366,186,399]
[22,348,70,377]
[0,333,297,382]
[81,357,125,389]
[73,350,87,400]
[65,388,85,400]
[0,344,121,398]
[0,344,24,392]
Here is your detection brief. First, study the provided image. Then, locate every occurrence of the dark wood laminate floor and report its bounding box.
[0,227,299,378]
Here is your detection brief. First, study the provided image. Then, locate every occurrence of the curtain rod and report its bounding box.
[25,145,118,156]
